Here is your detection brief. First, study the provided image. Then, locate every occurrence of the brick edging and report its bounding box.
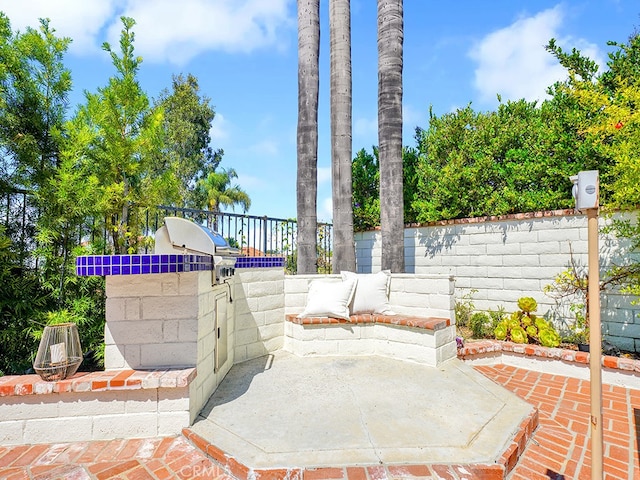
[182,426,526,480]
[361,208,580,231]
[285,313,451,331]
[458,340,640,372]
[0,368,197,397]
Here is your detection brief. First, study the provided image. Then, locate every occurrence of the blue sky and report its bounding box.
[1,1,637,222]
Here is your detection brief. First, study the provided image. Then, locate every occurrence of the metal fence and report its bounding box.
[1,189,37,265]
[150,206,333,272]
[1,191,333,273]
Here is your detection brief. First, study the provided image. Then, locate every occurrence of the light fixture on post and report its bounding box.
[33,323,83,381]
[570,170,602,480]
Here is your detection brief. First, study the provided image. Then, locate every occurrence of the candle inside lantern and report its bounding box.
[50,342,67,365]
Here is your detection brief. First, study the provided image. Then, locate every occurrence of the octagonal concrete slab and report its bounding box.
[190,351,534,469]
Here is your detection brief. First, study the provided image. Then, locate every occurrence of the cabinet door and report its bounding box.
[215,292,228,372]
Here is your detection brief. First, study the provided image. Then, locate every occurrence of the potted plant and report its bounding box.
[566,303,590,351]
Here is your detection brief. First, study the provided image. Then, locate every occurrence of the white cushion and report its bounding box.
[341,271,395,315]
[298,277,358,320]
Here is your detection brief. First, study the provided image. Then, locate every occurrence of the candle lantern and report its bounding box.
[33,323,83,381]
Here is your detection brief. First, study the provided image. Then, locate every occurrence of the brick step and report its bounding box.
[183,406,538,480]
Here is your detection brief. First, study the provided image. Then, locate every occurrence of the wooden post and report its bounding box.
[587,207,603,480]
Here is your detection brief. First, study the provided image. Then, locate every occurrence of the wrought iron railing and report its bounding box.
[150,206,333,273]
[1,189,37,265]
[1,190,333,273]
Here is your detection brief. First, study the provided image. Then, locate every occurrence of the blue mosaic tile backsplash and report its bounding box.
[76,254,285,276]
[234,257,285,269]
[76,254,213,276]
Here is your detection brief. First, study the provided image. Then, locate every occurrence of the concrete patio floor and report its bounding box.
[0,356,639,479]
[189,351,533,471]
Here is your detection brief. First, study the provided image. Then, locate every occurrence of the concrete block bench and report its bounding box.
[0,368,196,445]
[284,313,456,366]
[283,273,457,367]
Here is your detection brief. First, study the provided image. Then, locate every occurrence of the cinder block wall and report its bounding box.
[191,280,235,422]
[233,267,285,363]
[105,271,209,369]
[105,271,234,423]
[0,386,193,445]
[354,209,640,352]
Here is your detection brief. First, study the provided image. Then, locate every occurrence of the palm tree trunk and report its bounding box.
[377,0,404,272]
[330,0,356,273]
[296,0,320,274]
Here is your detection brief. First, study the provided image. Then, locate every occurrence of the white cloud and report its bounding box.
[317,166,331,184]
[403,104,423,128]
[403,104,426,141]
[469,5,604,105]
[1,0,294,64]
[319,196,333,223]
[210,113,230,141]
[248,139,279,156]
[354,115,377,137]
[106,0,294,65]
[0,0,121,55]
[235,171,264,190]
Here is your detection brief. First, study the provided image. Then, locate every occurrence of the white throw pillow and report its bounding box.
[297,277,358,320]
[341,270,395,315]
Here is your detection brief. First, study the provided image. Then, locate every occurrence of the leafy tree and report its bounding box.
[0,16,80,374]
[556,32,640,299]
[410,96,603,223]
[0,224,47,375]
[0,14,252,374]
[195,167,250,215]
[352,148,380,231]
[356,31,637,229]
[352,146,419,231]
[67,17,168,253]
[0,15,71,193]
[402,146,420,224]
[154,73,223,208]
[36,112,106,364]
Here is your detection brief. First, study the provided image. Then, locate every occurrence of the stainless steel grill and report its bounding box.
[154,216,239,283]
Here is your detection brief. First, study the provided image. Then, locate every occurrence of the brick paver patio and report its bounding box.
[0,364,638,479]
[480,364,640,480]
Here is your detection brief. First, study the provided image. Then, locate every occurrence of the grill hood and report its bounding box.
[154,217,239,283]
[154,217,239,257]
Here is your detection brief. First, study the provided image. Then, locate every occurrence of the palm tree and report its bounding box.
[197,168,250,229]
[296,0,320,274]
[377,0,404,272]
[330,0,356,273]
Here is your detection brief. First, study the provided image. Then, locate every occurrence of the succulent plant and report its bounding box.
[493,297,560,348]
[510,326,528,344]
[494,323,507,341]
[539,327,561,348]
[535,317,548,330]
[517,297,538,313]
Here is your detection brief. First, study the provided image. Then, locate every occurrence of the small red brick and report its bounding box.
[304,467,344,479]
[603,356,619,369]
[345,467,367,480]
